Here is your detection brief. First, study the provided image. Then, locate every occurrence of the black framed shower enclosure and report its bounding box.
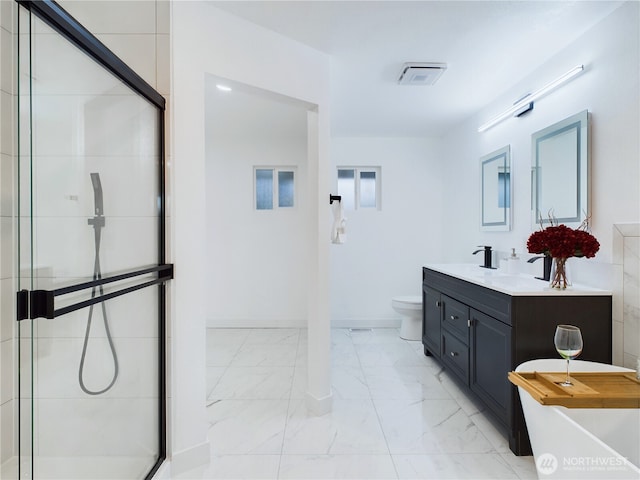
[15,1,170,479]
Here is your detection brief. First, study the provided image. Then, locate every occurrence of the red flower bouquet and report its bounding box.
[527,219,599,289]
[527,224,600,259]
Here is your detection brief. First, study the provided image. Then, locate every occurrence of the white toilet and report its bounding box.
[391,295,423,340]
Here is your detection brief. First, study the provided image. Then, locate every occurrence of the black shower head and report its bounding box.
[90,172,103,216]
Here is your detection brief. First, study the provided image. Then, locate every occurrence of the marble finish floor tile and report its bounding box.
[206,328,251,346]
[330,328,355,344]
[294,344,308,365]
[282,399,389,455]
[196,328,532,480]
[499,452,537,479]
[291,365,370,400]
[174,455,280,479]
[279,454,398,479]
[206,342,242,366]
[328,365,371,399]
[329,342,361,367]
[209,366,294,399]
[245,328,300,345]
[231,343,298,367]
[436,369,485,416]
[393,453,519,479]
[469,409,512,454]
[206,366,228,398]
[374,398,495,454]
[355,342,428,367]
[206,399,289,455]
[363,365,452,400]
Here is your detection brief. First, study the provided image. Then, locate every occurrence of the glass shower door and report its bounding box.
[17,2,168,479]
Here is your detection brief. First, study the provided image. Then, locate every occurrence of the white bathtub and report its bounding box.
[516,359,640,479]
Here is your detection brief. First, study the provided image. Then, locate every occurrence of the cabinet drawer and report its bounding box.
[442,330,469,384]
[442,295,469,344]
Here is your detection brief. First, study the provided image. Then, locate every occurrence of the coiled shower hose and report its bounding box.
[78,208,119,395]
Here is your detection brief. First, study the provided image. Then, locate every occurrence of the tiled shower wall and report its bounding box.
[0,0,16,468]
[0,0,170,468]
[613,223,640,369]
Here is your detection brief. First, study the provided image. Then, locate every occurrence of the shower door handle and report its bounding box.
[19,264,173,320]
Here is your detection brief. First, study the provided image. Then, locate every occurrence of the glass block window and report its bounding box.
[255,167,295,210]
[337,167,381,210]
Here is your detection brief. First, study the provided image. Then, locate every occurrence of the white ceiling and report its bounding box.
[210,1,624,137]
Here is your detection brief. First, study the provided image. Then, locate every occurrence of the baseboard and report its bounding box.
[306,391,333,416]
[166,441,210,477]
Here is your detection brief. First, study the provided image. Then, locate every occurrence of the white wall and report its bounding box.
[171,1,331,473]
[438,1,639,364]
[440,1,639,274]
[330,137,444,327]
[205,83,309,327]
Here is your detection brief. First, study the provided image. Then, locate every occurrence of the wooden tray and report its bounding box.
[508,371,640,408]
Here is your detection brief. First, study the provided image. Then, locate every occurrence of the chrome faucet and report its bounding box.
[527,255,552,281]
[473,245,495,269]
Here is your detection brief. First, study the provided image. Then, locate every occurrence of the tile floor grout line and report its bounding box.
[205,329,236,401]
[205,327,252,400]
[367,335,415,480]
[277,327,304,477]
[349,328,402,479]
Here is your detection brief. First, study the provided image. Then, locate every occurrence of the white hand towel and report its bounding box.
[331,201,347,244]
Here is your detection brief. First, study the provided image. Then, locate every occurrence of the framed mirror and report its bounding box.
[480,145,511,231]
[531,110,589,226]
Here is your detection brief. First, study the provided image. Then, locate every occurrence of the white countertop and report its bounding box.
[424,264,612,296]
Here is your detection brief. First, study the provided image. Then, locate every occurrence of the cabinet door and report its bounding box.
[470,309,511,424]
[422,286,441,357]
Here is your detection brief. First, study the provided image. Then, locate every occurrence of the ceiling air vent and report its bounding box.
[397,62,447,86]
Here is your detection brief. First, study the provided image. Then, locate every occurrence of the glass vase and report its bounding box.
[550,257,571,289]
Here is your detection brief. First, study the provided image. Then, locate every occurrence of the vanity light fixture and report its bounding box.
[216,84,232,92]
[478,64,585,133]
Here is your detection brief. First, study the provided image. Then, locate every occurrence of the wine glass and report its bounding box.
[554,325,583,386]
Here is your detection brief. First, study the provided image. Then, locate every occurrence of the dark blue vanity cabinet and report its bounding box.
[422,266,613,456]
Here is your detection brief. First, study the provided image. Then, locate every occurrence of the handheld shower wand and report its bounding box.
[79,172,119,395]
[90,172,104,216]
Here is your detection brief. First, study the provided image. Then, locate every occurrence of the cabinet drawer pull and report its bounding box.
[468,319,471,327]
[435,300,441,307]
[450,351,459,357]
[450,315,458,320]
